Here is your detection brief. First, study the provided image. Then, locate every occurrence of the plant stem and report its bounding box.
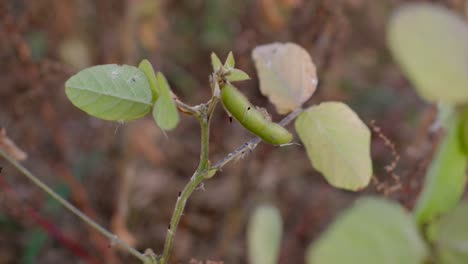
[159,170,205,263]
[159,106,301,263]
[0,148,152,264]
[159,99,217,264]
[174,98,199,116]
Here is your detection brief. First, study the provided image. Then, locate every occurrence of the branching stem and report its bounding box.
[0,86,303,264]
[159,97,218,264]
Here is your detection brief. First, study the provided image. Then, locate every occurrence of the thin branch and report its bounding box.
[159,100,216,264]
[159,107,302,263]
[0,147,151,264]
[212,108,303,170]
[174,98,198,116]
[159,170,205,264]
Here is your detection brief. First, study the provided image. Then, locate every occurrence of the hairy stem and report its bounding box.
[0,148,152,264]
[159,106,301,263]
[160,99,217,264]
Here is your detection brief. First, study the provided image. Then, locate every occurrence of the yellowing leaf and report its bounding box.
[252,42,318,114]
[387,3,468,104]
[152,72,179,130]
[295,102,372,191]
[307,197,428,264]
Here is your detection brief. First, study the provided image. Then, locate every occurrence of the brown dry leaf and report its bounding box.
[0,128,27,161]
[252,42,318,114]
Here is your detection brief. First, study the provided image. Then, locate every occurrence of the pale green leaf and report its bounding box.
[152,72,180,130]
[387,3,468,104]
[138,59,159,101]
[252,42,318,114]
[226,69,250,82]
[211,52,222,72]
[307,197,428,264]
[429,202,468,264]
[224,51,235,68]
[65,64,152,121]
[295,102,372,191]
[414,111,467,225]
[248,204,283,264]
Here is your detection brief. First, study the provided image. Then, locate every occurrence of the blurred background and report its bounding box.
[0,0,466,263]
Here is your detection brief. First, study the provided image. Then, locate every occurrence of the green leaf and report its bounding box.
[295,102,372,191]
[252,42,318,114]
[224,51,235,68]
[65,64,153,121]
[226,68,250,82]
[461,108,468,153]
[307,197,428,264]
[152,72,180,130]
[138,59,159,101]
[211,52,223,72]
[429,202,468,264]
[387,3,468,104]
[414,111,467,225]
[248,204,283,264]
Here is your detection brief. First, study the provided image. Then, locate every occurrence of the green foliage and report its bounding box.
[221,84,292,145]
[211,52,249,82]
[224,51,235,68]
[247,204,283,264]
[138,59,159,101]
[152,72,180,131]
[226,68,250,82]
[387,3,468,104]
[414,111,467,226]
[60,47,377,264]
[252,42,318,114]
[211,52,223,72]
[461,109,468,153]
[295,102,372,191]
[65,64,153,121]
[428,202,468,264]
[307,197,428,264]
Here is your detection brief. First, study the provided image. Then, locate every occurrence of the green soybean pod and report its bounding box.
[221,84,292,145]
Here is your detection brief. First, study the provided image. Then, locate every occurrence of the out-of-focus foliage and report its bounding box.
[247,204,283,264]
[428,202,468,264]
[387,3,468,104]
[307,197,428,264]
[414,110,467,226]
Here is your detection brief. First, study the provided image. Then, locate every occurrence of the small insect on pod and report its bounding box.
[220,83,292,145]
